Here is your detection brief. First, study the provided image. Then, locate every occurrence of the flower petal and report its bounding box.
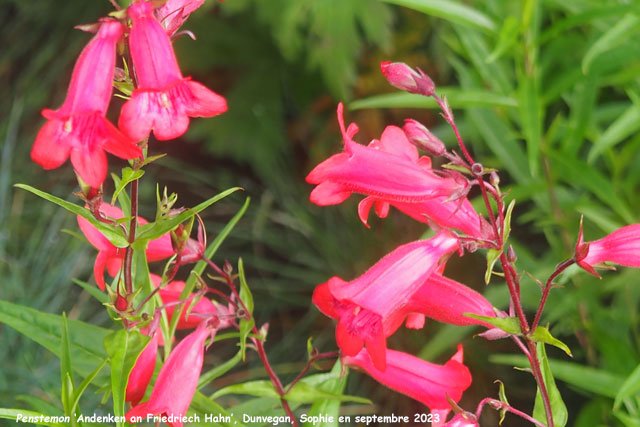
[31,119,71,169]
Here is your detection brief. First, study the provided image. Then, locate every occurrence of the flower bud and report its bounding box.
[403,119,445,156]
[380,62,435,96]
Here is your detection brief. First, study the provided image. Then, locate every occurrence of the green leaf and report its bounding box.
[533,343,568,427]
[588,103,640,163]
[189,391,243,427]
[530,326,572,357]
[303,361,348,427]
[464,314,520,334]
[110,174,131,216]
[60,314,74,416]
[496,380,509,424]
[487,16,519,64]
[485,248,503,285]
[614,363,640,410]
[70,358,109,416]
[491,354,624,398]
[503,199,515,242]
[582,14,640,74]
[185,197,250,289]
[136,187,242,241]
[349,89,518,110]
[285,381,370,404]
[111,167,144,206]
[14,184,129,248]
[548,150,634,223]
[381,0,496,33]
[238,257,255,361]
[211,380,279,400]
[197,350,243,389]
[72,279,109,304]
[0,409,67,426]
[0,300,110,384]
[519,72,542,177]
[103,329,150,427]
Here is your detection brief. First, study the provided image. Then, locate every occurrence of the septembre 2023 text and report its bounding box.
[15,412,441,425]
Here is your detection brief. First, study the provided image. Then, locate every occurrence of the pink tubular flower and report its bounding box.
[126,321,215,427]
[342,345,471,424]
[576,223,640,276]
[314,270,495,366]
[312,232,459,370]
[126,330,159,405]
[77,203,175,290]
[119,1,227,141]
[31,20,141,188]
[380,61,435,96]
[307,104,492,240]
[307,104,464,206]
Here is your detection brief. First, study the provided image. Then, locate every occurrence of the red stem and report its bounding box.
[201,256,299,426]
[123,178,138,295]
[476,398,546,427]
[432,91,554,426]
[531,259,574,331]
[285,352,340,394]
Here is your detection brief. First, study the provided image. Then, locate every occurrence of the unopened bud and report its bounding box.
[223,260,233,275]
[490,171,500,187]
[115,294,128,312]
[507,245,517,263]
[380,61,435,96]
[403,119,445,156]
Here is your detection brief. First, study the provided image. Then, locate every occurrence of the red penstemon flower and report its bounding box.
[342,345,472,425]
[126,329,158,405]
[119,1,227,141]
[576,223,640,276]
[77,203,175,290]
[312,232,459,370]
[126,320,216,427]
[307,103,493,240]
[31,19,141,188]
[150,274,234,330]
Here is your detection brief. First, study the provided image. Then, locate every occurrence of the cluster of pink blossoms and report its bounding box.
[307,79,499,423]
[31,2,231,425]
[31,0,226,188]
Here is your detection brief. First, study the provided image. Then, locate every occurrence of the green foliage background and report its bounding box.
[2,0,640,425]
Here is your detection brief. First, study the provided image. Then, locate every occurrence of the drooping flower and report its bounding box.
[31,20,141,188]
[77,203,175,290]
[126,330,159,405]
[342,345,472,424]
[307,104,492,240]
[150,274,234,329]
[576,223,640,276]
[314,269,496,367]
[126,321,215,427]
[380,61,435,96]
[312,232,459,370]
[307,104,463,206]
[119,1,227,141]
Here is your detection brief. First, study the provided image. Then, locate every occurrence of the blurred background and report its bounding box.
[2,0,640,425]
